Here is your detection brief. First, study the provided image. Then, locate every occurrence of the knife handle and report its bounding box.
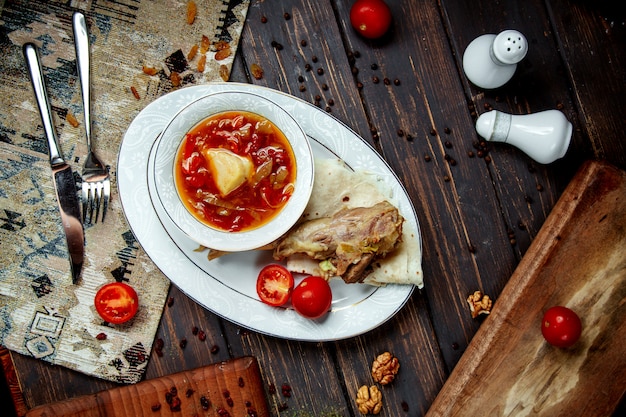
[23,43,66,167]
[72,12,92,150]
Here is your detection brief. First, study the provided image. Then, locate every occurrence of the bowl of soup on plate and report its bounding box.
[153,91,314,252]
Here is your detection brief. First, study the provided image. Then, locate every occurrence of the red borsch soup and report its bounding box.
[175,111,296,232]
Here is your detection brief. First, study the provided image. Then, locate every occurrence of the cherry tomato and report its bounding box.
[541,306,582,348]
[350,0,392,39]
[256,264,294,307]
[94,282,139,324]
[291,276,332,319]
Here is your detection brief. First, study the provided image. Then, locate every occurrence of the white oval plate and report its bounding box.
[118,83,422,341]
[153,91,314,252]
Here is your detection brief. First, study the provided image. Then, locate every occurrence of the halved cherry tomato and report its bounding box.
[94,282,139,324]
[256,264,294,307]
[291,276,332,319]
[350,0,392,40]
[541,306,582,348]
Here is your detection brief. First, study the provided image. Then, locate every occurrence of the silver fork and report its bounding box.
[73,11,110,224]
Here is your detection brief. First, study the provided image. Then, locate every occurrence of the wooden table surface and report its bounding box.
[3,0,625,416]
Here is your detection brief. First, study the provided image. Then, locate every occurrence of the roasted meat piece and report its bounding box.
[273,201,403,283]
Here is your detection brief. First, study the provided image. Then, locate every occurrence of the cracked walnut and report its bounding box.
[356,385,382,415]
[467,290,493,318]
[371,352,400,385]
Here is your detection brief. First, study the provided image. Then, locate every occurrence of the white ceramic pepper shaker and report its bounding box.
[463,30,528,89]
[475,109,572,164]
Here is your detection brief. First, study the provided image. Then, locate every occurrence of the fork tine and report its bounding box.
[81,182,90,224]
[101,180,110,223]
[92,183,102,224]
[81,179,110,224]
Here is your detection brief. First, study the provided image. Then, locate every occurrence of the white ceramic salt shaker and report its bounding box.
[463,30,528,89]
[475,109,572,164]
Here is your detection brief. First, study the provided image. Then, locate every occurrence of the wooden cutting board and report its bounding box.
[427,160,626,417]
[24,356,269,417]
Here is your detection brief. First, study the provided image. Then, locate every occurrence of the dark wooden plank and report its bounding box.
[6,1,626,416]
[335,294,447,416]
[143,286,232,379]
[442,0,585,244]
[232,0,374,144]
[548,0,626,170]
[333,0,519,373]
[229,2,450,415]
[224,2,386,415]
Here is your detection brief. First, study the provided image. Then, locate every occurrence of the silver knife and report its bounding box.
[23,43,84,283]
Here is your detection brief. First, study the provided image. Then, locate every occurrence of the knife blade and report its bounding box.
[23,43,84,283]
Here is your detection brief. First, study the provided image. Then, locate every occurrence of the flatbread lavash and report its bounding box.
[286,158,423,288]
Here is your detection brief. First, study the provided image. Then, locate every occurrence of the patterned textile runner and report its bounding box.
[0,0,249,383]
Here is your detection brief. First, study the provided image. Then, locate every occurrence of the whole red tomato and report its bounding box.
[291,276,332,319]
[94,282,139,324]
[350,0,392,39]
[256,264,294,307]
[541,306,582,348]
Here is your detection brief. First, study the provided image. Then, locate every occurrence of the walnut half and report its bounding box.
[371,352,400,385]
[356,385,383,415]
[467,290,493,318]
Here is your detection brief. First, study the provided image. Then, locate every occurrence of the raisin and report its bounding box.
[200,396,211,410]
[250,64,264,80]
